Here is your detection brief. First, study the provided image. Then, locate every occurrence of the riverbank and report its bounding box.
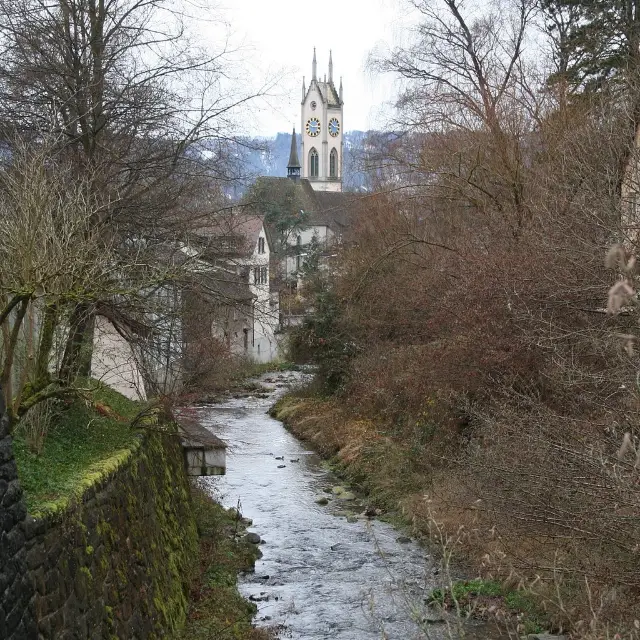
[269,393,561,638]
[183,361,300,405]
[9,379,272,638]
[181,486,280,640]
[195,370,459,639]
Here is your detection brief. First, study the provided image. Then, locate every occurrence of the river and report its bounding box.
[195,370,488,640]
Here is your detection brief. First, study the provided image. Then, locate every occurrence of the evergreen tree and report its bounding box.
[543,0,640,94]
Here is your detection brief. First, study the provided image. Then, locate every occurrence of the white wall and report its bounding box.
[241,226,282,363]
[92,317,146,400]
[284,225,333,279]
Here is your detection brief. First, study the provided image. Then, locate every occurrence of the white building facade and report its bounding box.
[244,223,280,363]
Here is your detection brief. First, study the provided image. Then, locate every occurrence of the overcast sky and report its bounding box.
[210,0,416,137]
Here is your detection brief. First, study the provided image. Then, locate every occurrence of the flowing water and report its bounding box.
[195,371,491,640]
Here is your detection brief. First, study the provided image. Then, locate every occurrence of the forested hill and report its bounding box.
[227,130,371,197]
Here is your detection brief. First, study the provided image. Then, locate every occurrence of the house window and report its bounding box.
[309,148,319,178]
[254,266,268,285]
[258,237,265,254]
[330,148,338,178]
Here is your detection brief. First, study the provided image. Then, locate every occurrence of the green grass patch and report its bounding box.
[429,579,546,634]
[181,487,277,640]
[12,381,142,516]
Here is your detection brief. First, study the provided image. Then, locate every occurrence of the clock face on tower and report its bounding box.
[306,117,321,137]
[328,118,340,137]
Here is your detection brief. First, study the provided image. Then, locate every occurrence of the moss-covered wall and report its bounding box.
[24,431,198,639]
[0,411,37,640]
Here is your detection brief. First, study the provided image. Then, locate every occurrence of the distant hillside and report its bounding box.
[226,131,371,198]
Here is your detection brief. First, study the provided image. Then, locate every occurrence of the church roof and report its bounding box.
[308,79,341,107]
[312,189,354,230]
[316,80,341,107]
[246,176,356,236]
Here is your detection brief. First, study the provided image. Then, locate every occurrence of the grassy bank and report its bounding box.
[270,394,434,515]
[181,487,278,640]
[12,381,143,515]
[12,380,276,638]
[270,393,577,637]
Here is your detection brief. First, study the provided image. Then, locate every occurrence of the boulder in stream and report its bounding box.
[315,496,329,505]
[245,532,261,544]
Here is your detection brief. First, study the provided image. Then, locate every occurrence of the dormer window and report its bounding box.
[258,237,265,254]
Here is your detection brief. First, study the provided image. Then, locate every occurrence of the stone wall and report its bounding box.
[0,403,37,640]
[2,422,198,639]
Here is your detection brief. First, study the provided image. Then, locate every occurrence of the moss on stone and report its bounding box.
[20,420,198,638]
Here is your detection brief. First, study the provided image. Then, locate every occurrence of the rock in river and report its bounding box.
[245,532,261,544]
[315,496,329,505]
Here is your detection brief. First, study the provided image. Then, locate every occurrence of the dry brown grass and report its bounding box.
[273,389,640,637]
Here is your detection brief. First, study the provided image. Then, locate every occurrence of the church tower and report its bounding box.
[301,48,343,192]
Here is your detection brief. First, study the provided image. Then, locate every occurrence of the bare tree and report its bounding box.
[371,0,541,230]
[0,142,112,424]
[0,0,277,379]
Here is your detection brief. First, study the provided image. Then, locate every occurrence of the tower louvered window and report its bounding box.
[330,148,338,178]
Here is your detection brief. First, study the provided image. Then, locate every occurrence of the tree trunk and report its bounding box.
[34,303,57,387]
[59,303,95,381]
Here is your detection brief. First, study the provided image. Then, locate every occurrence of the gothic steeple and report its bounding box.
[329,50,333,83]
[287,127,301,181]
[312,47,317,81]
